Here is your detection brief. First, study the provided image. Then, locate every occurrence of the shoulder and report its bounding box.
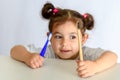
[83,46,105,60]
[24,44,42,53]
[83,46,105,54]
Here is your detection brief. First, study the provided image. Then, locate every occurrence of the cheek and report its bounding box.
[72,42,79,51]
[51,39,60,49]
[73,44,78,48]
[51,42,61,54]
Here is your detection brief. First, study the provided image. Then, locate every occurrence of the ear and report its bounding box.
[46,32,50,37]
[46,32,52,42]
[82,33,89,45]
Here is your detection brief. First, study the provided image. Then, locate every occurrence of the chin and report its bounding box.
[58,54,78,60]
[59,56,73,60]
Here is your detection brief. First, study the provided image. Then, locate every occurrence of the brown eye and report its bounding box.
[55,35,62,39]
[70,35,76,39]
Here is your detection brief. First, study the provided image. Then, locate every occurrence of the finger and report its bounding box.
[76,60,85,67]
[76,61,85,66]
[79,61,85,66]
[30,61,37,69]
[34,57,43,68]
[39,56,44,63]
[30,58,40,68]
[77,65,87,71]
[78,70,88,78]
[80,72,94,78]
[36,58,43,67]
[79,69,88,75]
[75,60,79,63]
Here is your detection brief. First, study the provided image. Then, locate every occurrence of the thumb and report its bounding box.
[75,60,80,64]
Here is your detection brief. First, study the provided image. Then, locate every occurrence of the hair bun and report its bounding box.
[41,3,54,19]
[83,13,94,30]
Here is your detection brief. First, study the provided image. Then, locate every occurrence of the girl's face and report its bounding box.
[50,21,87,59]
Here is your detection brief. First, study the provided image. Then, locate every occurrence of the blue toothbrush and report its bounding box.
[40,33,52,57]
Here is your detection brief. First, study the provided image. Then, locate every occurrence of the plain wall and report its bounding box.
[0,0,120,62]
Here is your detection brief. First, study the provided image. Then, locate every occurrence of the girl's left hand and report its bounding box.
[76,60,98,78]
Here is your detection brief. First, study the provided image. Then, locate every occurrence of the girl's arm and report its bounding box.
[10,45,44,68]
[76,51,118,78]
[94,51,118,73]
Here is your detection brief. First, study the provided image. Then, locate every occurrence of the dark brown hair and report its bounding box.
[41,2,94,34]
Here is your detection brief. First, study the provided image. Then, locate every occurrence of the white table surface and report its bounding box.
[0,55,120,80]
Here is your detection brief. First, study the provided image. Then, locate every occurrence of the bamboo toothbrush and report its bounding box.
[77,22,83,61]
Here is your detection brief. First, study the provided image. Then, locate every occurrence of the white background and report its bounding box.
[0,0,120,62]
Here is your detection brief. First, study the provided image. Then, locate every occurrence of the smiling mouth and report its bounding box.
[60,50,71,53]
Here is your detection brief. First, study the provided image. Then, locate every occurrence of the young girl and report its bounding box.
[10,2,117,78]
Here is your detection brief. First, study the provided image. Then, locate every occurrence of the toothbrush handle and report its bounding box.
[40,39,49,57]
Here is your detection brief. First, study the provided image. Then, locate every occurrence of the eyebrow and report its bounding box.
[53,32,78,35]
[70,32,78,35]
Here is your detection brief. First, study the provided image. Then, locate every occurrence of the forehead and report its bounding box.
[52,21,77,31]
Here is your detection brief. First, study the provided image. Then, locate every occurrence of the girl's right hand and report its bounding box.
[24,53,44,69]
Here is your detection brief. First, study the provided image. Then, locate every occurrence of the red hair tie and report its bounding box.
[82,14,88,18]
[53,8,58,14]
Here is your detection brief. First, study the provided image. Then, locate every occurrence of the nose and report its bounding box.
[61,38,69,47]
